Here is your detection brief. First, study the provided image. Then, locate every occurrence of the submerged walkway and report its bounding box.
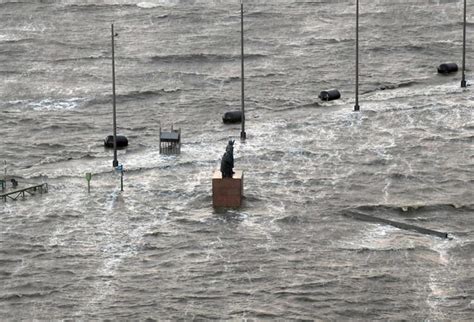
[344,212,449,239]
[1,183,48,202]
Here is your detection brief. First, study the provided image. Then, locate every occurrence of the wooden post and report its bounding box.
[1,161,5,191]
[159,126,162,154]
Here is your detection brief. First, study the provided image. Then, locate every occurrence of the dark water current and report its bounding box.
[0,0,473,319]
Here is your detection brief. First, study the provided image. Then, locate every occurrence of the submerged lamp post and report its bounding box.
[461,0,467,88]
[111,23,118,167]
[111,24,124,192]
[354,0,360,111]
[240,0,246,140]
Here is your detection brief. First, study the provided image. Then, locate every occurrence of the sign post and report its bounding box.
[85,172,92,193]
[1,161,6,190]
[115,164,124,192]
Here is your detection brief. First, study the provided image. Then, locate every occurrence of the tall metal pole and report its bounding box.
[111,24,118,167]
[240,0,246,140]
[461,0,467,88]
[354,0,360,111]
[3,160,6,190]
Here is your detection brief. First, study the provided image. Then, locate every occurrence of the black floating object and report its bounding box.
[222,110,242,124]
[104,135,128,148]
[437,63,458,74]
[319,89,341,101]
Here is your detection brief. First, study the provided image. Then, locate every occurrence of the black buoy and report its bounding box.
[104,135,128,148]
[319,89,341,101]
[222,110,242,124]
[438,63,458,74]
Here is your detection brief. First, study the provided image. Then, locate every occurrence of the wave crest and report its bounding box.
[150,53,267,64]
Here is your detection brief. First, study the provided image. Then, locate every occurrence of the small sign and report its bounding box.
[85,172,92,193]
[115,165,123,172]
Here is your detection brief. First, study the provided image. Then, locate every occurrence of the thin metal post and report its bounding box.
[461,0,467,88]
[85,173,92,193]
[1,161,5,191]
[120,169,124,192]
[354,0,360,111]
[240,0,246,140]
[112,24,118,167]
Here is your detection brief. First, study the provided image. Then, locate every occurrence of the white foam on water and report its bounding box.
[0,33,26,42]
[136,0,177,7]
[137,2,161,8]
[76,193,171,317]
[366,82,464,105]
[426,271,449,320]
[340,224,417,252]
[382,167,394,204]
[30,98,86,111]
[424,235,467,319]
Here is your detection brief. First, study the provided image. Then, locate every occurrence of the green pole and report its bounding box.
[86,172,92,193]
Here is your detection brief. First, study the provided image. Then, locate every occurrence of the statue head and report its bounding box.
[226,140,235,153]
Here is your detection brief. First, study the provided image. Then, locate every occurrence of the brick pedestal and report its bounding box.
[212,170,243,208]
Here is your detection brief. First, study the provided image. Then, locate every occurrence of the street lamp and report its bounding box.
[240,0,247,139]
[111,23,119,167]
[354,0,360,111]
[461,0,467,88]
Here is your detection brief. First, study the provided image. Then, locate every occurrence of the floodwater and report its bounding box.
[0,0,473,319]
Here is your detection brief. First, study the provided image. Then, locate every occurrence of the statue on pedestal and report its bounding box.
[220,140,235,178]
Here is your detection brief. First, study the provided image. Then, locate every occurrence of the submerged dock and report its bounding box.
[344,212,449,239]
[1,183,48,202]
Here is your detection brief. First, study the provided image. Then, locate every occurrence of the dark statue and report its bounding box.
[220,140,235,178]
